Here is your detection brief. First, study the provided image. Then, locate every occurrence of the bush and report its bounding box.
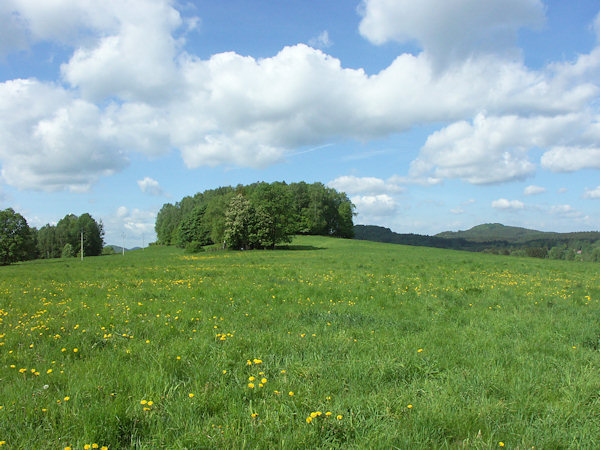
[62,243,75,258]
[102,246,116,255]
[184,241,206,253]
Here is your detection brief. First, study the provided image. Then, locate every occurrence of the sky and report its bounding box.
[1,0,600,247]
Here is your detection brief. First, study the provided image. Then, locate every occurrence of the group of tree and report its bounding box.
[0,208,104,265]
[354,224,600,262]
[155,181,355,251]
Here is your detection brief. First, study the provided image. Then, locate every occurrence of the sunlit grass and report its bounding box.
[1,236,600,448]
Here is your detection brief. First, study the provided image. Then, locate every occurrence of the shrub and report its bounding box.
[62,243,75,258]
[184,241,206,253]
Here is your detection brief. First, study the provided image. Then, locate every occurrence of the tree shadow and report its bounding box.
[276,245,325,251]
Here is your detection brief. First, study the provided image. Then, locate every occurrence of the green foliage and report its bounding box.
[102,246,116,255]
[0,208,36,265]
[358,224,600,262]
[61,243,75,258]
[2,237,600,447]
[223,193,254,249]
[184,241,206,253]
[37,213,104,259]
[156,182,355,250]
[175,205,211,248]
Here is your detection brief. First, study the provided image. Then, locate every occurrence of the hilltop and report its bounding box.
[354,223,600,261]
[435,223,600,243]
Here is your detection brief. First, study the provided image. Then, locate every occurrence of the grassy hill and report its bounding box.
[1,236,600,447]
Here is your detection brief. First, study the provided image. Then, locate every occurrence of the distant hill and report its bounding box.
[353,224,600,261]
[106,245,141,253]
[353,225,492,251]
[435,223,600,244]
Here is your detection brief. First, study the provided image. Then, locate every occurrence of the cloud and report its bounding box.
[409,111,600,184]
[137,177,163,196]
[540,146,600,172]
[524,185,546,195]
[1,1,600,191]
[584,186,600,199]
[328,175,404,195]
[549,204,583,219]
[358,0,545,68]
[492,198,524,210]
[309,30,332,49]
[351,194,397,217]
[0,79,128,191]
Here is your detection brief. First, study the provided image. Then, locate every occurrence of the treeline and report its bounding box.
[354,225,600,262]
[155,181,354,250]
[0,208,104,265]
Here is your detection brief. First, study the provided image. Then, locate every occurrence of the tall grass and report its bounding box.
[1,236,599,448]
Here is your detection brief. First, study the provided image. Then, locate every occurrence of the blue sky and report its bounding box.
[1,0,600,246]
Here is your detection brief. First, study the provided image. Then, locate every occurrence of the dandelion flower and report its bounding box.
[261,378,267,384]
[336,415,343,420]
[63,396,70,402]
[140,400,147,405]
[248,383,255,389]
[417,349,423,353]
[499,443,505,447]
[249,376,255,381]
[306,416,312,424]
[325,411,332,416]
[73,348,78,353]
[147,401,154,406]
[310,412,318,418]
[407,404,413,409]
[288,391,294,396]
[188,393,194,398]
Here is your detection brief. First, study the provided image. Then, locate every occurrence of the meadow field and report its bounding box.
[1,236,600,448]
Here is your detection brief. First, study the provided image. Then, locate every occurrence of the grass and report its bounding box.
[1,235,600,448]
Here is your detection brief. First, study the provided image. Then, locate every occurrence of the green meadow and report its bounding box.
[1,236,600,448]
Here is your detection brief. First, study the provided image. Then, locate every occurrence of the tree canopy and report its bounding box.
[0,208,36,265]
[155,181,355,250]
[36,213,104,259]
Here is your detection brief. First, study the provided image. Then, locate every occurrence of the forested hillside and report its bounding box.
[355,224,600,262]
[155,181,354,250]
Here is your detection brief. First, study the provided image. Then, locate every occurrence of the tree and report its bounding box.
[0,208,36,265]
[37,224,60,259]
[250,182,294,248]
[175,205,212,248]
[78,213,104,256]
[62,243,75,258]
[155,203,181,245]
[224,194,254,249]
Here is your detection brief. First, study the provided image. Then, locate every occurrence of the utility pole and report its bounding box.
[121,232,125,256]
[80,231,84,261]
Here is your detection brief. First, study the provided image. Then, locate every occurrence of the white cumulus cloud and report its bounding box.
[358,0,545,68]
[309,30,332,49]
[351,194,397,217]
[1,0,600,191]
[492,198,524,210]
[328,175,404,195]
[524,185,546,195]
[137,177,163,196]
[584,186,600,199]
